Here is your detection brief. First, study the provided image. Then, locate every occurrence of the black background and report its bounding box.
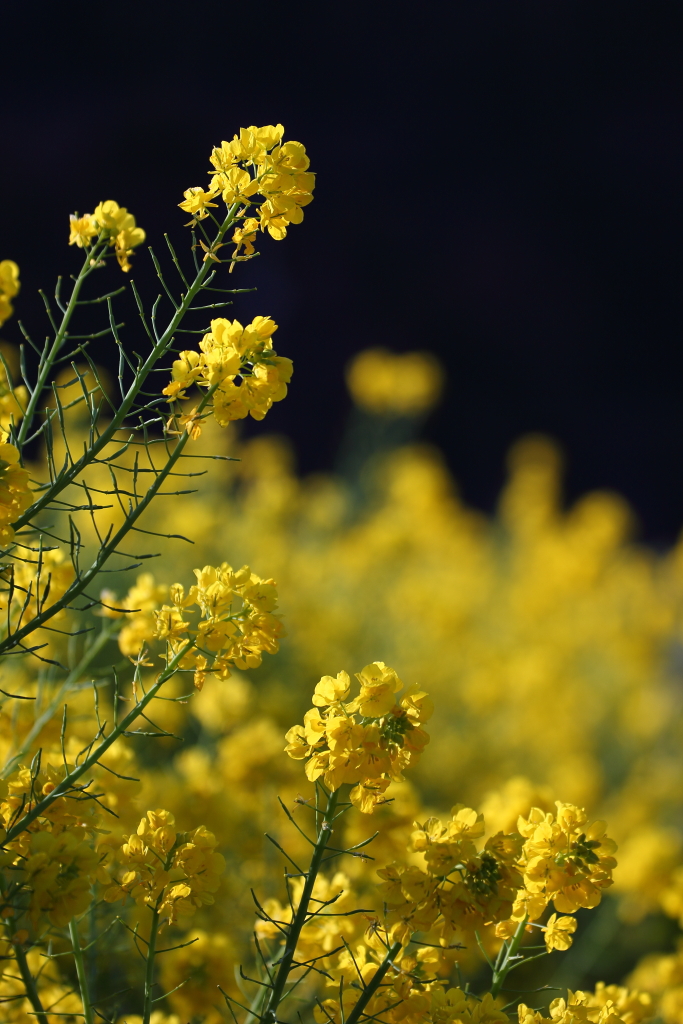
[2,2,681,542]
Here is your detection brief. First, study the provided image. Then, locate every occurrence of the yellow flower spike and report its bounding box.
[163,315,293,426]
[285,663,431,811]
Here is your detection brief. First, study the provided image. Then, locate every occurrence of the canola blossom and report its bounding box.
[0,122,679,1024]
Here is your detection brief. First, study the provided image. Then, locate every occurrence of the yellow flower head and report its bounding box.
[286,663,431,812]
[68,213,99,248]
[178,185,220,223]
[544,912,578,952]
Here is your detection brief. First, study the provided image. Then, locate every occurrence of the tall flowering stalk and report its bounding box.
[0,123,312,1024]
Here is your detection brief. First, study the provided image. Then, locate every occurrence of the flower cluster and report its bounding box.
[0,436,32,546]
[502,802,618,929]
[179,122,315,244]
[154,563,284,686]
[378,806,523,944]
[285,663,433,813]
[372,799,616,952]
[0,762,107,932]
[317,954,652,1024]
[519,985,653,1024]
[103,809,225,927]
[68,199,145,271]
[0,259,19,327]
[163,315,293,428]
[102,564,284,683]
[317,976,509,1024]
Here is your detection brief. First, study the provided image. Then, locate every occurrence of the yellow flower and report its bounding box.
[92,199,129,232]
[178,185,220,223]
[0,259,20,326]
[231,216,259,257]
[349,661,403,717]
[213,166,261,206]
[91,200,145,271]
[544,912,578,951]
[104,811,225,927]
[286,663,431,811]
[312,670,351,707]
[68,213,98,248]
[0,259,20,299]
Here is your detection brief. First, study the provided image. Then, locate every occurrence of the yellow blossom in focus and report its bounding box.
[544,912,577,951]
[178,184,220,224]
[285,663,431,813]
[232,216,259,257]
[68,213,98,248]
[87,200,146,271]
[163,316,293,428]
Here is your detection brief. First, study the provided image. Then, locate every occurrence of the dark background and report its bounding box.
[2,2,681,542]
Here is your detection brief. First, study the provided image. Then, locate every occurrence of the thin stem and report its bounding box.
[69,917,95,1024]
[12,205,240,533]
[490,916,529,997]
[262,788,340,1020]
[142,904,161,1024]
[13,942,47,1022]
[16,242,107,448]
[345,941,402,1024]
[0,376,222,656]
[3,637,194,843]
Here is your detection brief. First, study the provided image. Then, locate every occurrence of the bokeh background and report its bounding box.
[2,1,682,541]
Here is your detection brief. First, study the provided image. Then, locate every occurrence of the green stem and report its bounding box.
[4,636,194,843]
[345,941,401,1024]
[0,210,239,657]
[262,788,340,1020]
[13,942,47,1022]
[12,205,240,533]
[490,915,528,997]
[0,373,222,657]
[142,904,161,1024]
[16,242,107,448]
[69,917,95,1024]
